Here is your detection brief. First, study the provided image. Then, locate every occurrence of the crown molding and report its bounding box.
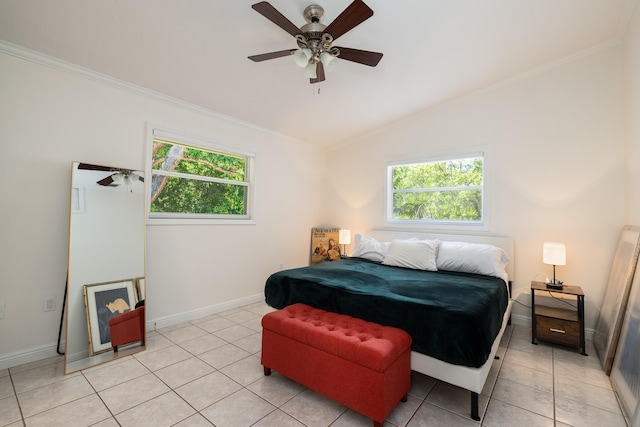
[0,40,192,109]
[0,40,308,145]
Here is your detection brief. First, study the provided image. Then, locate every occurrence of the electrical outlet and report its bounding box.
[44,296,56,312]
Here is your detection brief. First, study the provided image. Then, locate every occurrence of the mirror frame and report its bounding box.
[65,161,146,374]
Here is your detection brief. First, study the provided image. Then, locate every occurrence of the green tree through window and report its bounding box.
[149,137,252,218]
[388,155,483,223]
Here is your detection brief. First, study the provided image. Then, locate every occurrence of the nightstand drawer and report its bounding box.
[535,316,580,347]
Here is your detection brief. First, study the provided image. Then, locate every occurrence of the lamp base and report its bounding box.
[546,282,564,290]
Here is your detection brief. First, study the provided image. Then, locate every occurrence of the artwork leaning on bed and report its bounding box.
[310,227,341,265]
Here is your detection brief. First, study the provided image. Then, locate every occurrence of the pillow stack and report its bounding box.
[351,234,510,279]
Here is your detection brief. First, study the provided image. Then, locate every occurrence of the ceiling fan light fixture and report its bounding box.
[320,52,337,72]
[112,172,124,185]
[249,1,382,84]
[303,61,317,78]
[293,48,312,67]
[123,174,137,192]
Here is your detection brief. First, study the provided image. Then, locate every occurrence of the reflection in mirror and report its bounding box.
[65,162,145,374]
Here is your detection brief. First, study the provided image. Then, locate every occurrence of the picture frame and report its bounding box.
[136,277,145,301]
[310,227,341,265]
[594,225,640,374]
[84,279,138,355]
[610,255,640,421]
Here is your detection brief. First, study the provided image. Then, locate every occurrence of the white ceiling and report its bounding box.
[0,0,636,147]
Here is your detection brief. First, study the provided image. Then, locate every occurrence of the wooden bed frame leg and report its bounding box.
[400,393,407,402]
[263,366,271,376]
[471,392,480,421]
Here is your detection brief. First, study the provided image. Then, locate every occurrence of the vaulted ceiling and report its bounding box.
[0,0,636,146]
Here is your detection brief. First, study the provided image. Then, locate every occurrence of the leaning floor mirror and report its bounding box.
[65,161,146,374]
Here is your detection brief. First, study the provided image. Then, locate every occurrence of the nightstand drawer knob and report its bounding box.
[550,328,566,334]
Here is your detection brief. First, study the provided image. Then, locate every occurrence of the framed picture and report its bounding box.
[84,279,138,355]
[136,277,145,301]
[610,256,640,421]
[310,227,341,265]
[594,225,640,374]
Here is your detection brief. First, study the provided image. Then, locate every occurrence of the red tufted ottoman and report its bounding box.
[261,303,411,427]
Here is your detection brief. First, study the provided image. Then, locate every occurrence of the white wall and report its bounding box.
[625,2,640,225]
[326,46,626,331]
[0,50,325,368]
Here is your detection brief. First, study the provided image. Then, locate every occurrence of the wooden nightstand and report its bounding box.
[531,281,587,355]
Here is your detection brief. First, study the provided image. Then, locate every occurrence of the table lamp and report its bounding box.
[339,229,351,258]
[543,242,566,289]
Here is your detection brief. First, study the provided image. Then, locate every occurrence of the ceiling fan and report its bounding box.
[78,163,144,188]
[248,0,383,84]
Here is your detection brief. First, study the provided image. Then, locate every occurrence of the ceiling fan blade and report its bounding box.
[336,47,383,67]
[252,2,302,37]
[310,62,325,84]
[323,0,373,41]
[248,49,295,62]
[97,175,115,186]
[78,163,113,172]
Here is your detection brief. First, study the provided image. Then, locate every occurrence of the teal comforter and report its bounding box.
[265,257,508,368]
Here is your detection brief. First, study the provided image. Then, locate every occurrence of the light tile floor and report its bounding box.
[0,301,630,426]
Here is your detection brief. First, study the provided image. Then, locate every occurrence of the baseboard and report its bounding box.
[0,343,62,371]
[6,299,596,371]
[146,293,264,331]
[0,293,265,371]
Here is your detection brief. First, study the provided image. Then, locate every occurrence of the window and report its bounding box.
[387,153,484,226]
[146,128,254,223]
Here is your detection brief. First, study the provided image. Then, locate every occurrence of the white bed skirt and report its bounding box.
[410,297,513,393]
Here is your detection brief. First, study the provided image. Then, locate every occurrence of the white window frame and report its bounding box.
[385,151,486,231]
[145,125,256,225]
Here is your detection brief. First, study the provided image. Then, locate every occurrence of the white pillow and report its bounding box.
[382,239,440,271]
[436,241,510,279]
[351,234,390,262]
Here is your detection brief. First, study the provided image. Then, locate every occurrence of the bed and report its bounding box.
[264,230,514,421]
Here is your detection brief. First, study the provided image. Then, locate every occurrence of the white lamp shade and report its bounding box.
[303,61,317,78]
[293,48,312,67]
[112,172,124,185]
[339,229,351,245]
[320,52,337,72]
[543,242,566,266]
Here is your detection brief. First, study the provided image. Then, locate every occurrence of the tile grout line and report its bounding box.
[480,329,511,426]
[80,369,118,426]
[8,367,26,425]
[156,309,300,426]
